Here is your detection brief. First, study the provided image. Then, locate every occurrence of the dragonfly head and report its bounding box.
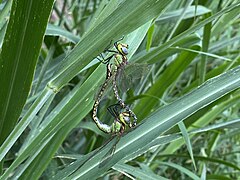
[117,43,129,56]
[119,111,134,128]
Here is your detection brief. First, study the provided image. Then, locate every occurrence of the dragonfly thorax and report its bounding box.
[111,121,122,133]
[114,54,125,67]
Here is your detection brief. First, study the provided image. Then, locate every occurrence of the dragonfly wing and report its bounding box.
[116,66,131,93]
[117,63,149,92]
[124,63,149,80]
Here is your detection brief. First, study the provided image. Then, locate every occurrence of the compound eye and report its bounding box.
[121,46,128,55]
[124,116,130,124]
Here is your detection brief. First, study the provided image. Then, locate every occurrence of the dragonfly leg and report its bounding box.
[104,39,113,51]
[114,36,125,48]
[97,53,115,64]
[104,35,124,53]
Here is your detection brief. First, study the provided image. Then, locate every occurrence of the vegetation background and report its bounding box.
[0,0,240,179]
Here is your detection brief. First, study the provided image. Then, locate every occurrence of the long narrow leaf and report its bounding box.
[67,65,240,179]
[0,0,54,145]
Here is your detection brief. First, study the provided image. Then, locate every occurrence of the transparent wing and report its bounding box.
[117,63,149,92]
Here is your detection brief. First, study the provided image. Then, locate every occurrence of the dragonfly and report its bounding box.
[99,103,133,167]
[92,37,148,167]
[70,103,134,176]
[92,102,135,134]
[92,38,140,134]
[71,38,147,175]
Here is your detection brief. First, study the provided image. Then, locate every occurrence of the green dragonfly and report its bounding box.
[70,103,134,175]
[92,102,135,134]
[92,36,140,133]
[99,103,132,167]
[91,37,148,166]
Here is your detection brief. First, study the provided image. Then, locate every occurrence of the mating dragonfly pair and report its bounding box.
[71,38,145,174]
[92,37,138,135]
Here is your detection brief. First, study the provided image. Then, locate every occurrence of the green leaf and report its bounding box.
[63,66,240,179]
[163,91,240,155]
[113,162,168,180]
[46,24,80,44]
[121,118,240,163]
[178,121,196,170]
[0,0,12,30]
[0,0,54,145]
[134,44,201,119]
[49,0,173,89]
[159,162,200,180]
[199,12,212,84]
[1,1,240,179]
[155,5,211,24]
